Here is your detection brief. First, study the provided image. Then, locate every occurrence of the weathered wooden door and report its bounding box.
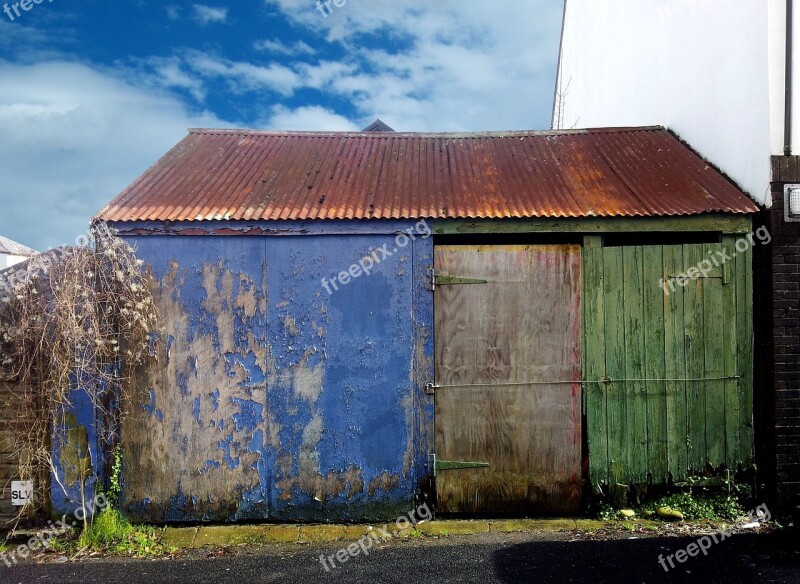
[434,245,582,514]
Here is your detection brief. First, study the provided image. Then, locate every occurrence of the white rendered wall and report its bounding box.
[556,0,773,205]
[0,254,29,270]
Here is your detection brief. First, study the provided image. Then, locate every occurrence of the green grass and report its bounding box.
[54,507,170,557]
[597,480,749,522]
[638,491,745,521]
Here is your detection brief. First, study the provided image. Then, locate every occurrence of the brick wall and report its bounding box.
[768,156,800,507]
[0,378,43,527]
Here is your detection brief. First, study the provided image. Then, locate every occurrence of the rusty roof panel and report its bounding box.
[95,127,759,223]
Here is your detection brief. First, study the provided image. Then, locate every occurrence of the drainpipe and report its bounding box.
[786,0,794,155]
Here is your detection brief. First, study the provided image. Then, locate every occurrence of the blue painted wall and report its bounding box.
[107,220,434,522]
[50,384,102,519]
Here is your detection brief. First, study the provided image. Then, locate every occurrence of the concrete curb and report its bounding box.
[162,519,610,549]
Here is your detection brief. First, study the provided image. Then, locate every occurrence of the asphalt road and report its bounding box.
[3,530,800,584]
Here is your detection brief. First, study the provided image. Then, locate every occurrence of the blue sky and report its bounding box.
[0,0,564,250]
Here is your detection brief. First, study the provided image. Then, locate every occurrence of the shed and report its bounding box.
[89,126,759,522]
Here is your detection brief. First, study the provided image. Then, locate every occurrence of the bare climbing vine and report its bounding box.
[0,222,159,529]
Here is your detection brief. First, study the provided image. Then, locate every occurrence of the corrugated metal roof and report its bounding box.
[0,235,37,256]
[96,126,759,223]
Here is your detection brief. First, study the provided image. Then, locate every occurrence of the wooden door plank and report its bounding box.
[583,237,608,486]
[664,245,688,480]
[721,236,740,468]
[602,246,627,485]
[643,245,668,483]
[622,246,648,483]
[683,244,707,472]
[737,242,754,465]
[703,243,726,469]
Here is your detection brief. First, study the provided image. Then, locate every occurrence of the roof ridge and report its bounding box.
[186,126,666,138]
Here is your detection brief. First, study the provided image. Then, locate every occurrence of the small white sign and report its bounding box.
[11,480,33,506]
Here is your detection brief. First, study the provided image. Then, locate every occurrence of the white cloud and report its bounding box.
[136,56,207,101]
[172,52,357,98]
[253,39,316,57]
[262,105,360,131]
[165,5,181,21]
[184,52,302,96]
[192,4,228,25]
[0,60,233,251]
[261,0,563,131]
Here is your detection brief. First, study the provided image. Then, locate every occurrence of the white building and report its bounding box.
[0,235,37,270]
[554,0,795,206]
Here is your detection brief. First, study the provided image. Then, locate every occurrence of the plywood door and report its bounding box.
[434,245,582,514]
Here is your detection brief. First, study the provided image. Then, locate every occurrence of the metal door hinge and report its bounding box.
[435,459,490,472]
[429,454,490,476]
[435,275,488,286]
[428,267,487,291]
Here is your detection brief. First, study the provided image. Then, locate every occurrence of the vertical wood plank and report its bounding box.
[721,236,740,469]
[583,236,608,486]
[664,245,688,480]
[623,246,647,483]
[643,245,668,483]
[702,243,726,469]
[603,246,627,484]
[684,244,707,472]
[737,240,754,465]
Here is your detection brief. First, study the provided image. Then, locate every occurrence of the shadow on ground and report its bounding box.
[493,531,800,583]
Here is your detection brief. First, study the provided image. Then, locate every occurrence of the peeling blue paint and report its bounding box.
[110,221,434,523]
[217,433,240,470]
[141,388,164,422]
[177,373,190,396]
[230,398,263,433]
[192,396,201,425]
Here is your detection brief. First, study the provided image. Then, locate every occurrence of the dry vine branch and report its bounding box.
[0,222,159,531]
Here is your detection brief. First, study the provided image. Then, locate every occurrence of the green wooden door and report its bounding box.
[583,237,753,486]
